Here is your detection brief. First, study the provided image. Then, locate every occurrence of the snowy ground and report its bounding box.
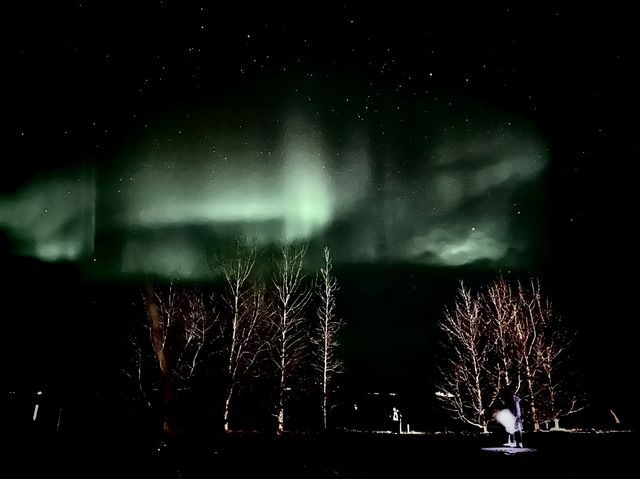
[481,446,537,454]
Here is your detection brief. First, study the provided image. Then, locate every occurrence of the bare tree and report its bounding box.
[528,286,584,429]
[515,279,546,431]
[220,241,269,432]
[312,246,343,430]
[437,282,499,432]
[437,276,583,432]
[499,278,583,431]
[126,283,214,434]
[174,287,214,384]
[271,244,311,434]
[483,278,520,392]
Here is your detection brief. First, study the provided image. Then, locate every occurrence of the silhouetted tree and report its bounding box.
[125,283,214,435]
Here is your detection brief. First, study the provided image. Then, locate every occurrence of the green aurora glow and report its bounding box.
[1,90,548,278]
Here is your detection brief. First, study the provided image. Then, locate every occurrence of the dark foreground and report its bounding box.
[10,430,634,478]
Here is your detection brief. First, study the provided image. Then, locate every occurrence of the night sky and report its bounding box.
[3,4,637,428]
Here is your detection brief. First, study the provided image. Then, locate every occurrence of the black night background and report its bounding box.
[3,2,636,477]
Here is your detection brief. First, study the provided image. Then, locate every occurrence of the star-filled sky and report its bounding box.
[2,3,637,423]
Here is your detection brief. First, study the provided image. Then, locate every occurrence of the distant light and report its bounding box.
[37,390,43,396]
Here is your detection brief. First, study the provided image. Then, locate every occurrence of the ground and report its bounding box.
[9,430,634,478]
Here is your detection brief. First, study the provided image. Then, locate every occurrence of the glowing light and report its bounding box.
[0,168,95,262]
[0,89,547,278]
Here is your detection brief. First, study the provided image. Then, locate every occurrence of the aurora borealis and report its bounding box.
[2,86,548,278]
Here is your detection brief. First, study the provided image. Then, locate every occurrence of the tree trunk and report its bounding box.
[277,364,285,434]
[524,362,540,431]
[322,352,328,430]
[223,382,235,433]
[144,286,173,435]
[276,394,285,435]
[322,390,327,431]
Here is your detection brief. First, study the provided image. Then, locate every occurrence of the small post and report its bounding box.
[33,390,43,422]
[56,408,62,433]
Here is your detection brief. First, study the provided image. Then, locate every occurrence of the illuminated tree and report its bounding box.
[524,283,584,429]
[271,244,311,434]
[497,278,583,431]
[437,277,583,432]
[514,279,546,431]
[312,246,343,430]
[436,282,500,432]
[483,278,519,392]
[220,241,270,432]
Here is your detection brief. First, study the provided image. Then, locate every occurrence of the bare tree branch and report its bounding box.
[437,277,583,432]
[220,240,270,432]
[311,246,343,430]
[271,244,311,434]
[437,282,498,432]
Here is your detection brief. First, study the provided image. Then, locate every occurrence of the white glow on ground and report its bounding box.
[481,447,537,455]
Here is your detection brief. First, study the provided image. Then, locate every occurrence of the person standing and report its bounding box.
[506,391,523,447]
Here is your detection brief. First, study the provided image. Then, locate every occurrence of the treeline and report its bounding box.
[122,243,342,436]
[436,277,583,432]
